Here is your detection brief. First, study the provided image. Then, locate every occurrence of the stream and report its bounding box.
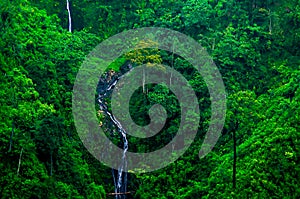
[97,62,132,198]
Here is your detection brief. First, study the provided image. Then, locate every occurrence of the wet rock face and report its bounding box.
[96,61,132,95]
[96,61,132,198]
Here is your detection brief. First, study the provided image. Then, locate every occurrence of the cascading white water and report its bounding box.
[97,65,132,199]
[66,0,72,32]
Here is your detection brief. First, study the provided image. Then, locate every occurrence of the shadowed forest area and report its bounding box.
[0,0,299,198]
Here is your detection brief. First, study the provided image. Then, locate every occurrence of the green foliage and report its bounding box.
[1,0,299,198]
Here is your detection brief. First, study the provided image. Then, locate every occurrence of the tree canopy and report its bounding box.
[0,0,299,198]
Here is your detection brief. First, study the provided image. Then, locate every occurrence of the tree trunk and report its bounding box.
[107,192,132,196]
[50,153,53,176]
[142,68,145,93]
[233,121,239,190]
[233,130,236,189]
[269,9,272,34]
[8,120,14,152]
[17,147,23,176]
[170,42,174,86]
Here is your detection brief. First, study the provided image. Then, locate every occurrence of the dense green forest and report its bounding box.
[1,0,299,198]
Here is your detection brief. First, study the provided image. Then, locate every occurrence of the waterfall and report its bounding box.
[66,0,72,32]
[97,63,132,198]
